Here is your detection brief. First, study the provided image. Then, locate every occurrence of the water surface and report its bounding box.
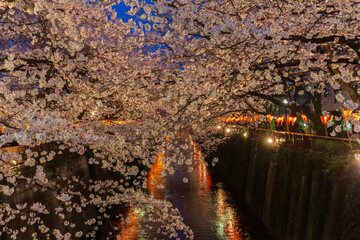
[116,144,271,240]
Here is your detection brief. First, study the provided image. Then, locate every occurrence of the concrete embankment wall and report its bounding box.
[212,130,360,240]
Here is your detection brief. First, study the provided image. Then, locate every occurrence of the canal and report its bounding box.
[2,143,273,240]
[116,144,273,240]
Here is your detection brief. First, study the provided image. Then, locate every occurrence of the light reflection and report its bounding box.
[194,142,248,240]
[215,188,247,239]
[194,142,211,191]
[115,207,142,240]
[147,153,165,198]
[114,137,250,240]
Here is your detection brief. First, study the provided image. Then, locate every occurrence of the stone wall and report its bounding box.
[212,130,360,240]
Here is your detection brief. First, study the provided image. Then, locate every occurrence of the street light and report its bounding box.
[267,138,273,143]
[226,128,231,133]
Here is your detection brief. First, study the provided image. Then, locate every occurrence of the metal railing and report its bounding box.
[250,128,359,152]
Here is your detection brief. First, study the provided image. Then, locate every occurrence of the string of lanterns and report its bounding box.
[218,111,360,127]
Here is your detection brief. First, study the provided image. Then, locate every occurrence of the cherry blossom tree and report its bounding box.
[132,0,360,135]
[3,0,360,239]
[0,0,199,239]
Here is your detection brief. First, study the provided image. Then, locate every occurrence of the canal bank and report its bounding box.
[210,130,360,240]
[1,141,274,240]
[118,142,274,240]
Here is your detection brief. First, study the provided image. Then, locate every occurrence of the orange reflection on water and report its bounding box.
[147,153,165,198]
[115,207,141,240]
[114,152,165,239]
[193,141,245,239]
[193,142,211,191]
[215,188,245,240]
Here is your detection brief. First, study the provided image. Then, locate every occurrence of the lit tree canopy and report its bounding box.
[1,0,360,239]
[0,0,198,239]
[133,0,360,117]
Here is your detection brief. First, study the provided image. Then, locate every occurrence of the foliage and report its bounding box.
[2,0,360,239]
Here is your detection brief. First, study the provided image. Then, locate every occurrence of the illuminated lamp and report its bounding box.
[343,110,352,119]
[320,116,328,127]
[287,116,293,124]
[301,114,307,122]
[276,117,284,125]
[266,114,274,123]
[280,116,285,124]
[276,117,281,125]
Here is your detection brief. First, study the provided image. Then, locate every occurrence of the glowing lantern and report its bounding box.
[287,116,293,124]
[266,114,274,123]
[276,117,281,125]
[254,115,259,121]
[301,114,307,122]
[217,116,222,120]
[343,110,352,120]
[320,116,328,127]
[291,117,297,125]
[248,118,253,122]
[276,116,284,125]
[279,116,284,125]
[353,113,360,121]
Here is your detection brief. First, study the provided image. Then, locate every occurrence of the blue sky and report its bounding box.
[113,2,132,22]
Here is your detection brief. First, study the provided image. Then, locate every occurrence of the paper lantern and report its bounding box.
[301,114,307,122]
[353,113,360,121]
[343,110,352,120]
[279,116,284,125]
[266,114,274,123]
[287,116,292,124]
[320,116,328,127]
